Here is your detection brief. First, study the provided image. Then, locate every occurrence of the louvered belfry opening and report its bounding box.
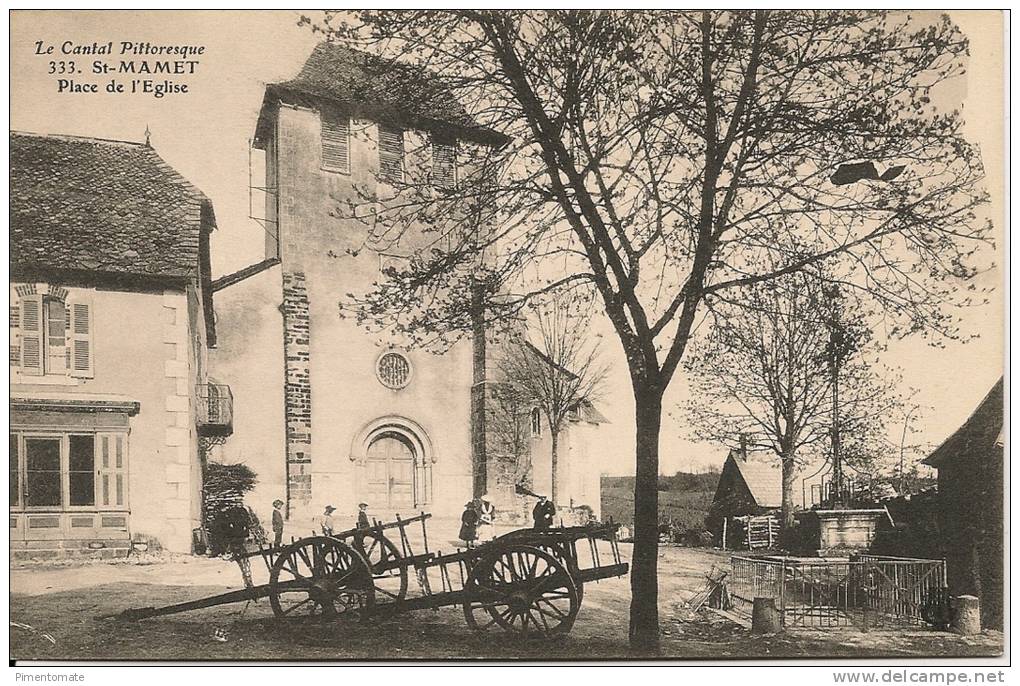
[432,137,456,189]
[320,108,350,173]
[378,123,404,182]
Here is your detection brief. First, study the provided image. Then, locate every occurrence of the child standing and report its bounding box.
[271,499,285,548]
[356,502,371,530]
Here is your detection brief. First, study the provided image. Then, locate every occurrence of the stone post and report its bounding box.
[953,595,981,635]
[751,597,782,634]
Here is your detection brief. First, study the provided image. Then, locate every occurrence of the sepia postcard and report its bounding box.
[8,9,1006,667]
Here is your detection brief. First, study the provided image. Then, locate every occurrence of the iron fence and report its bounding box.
[728,554,947,629]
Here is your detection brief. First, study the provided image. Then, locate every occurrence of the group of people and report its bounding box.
[267,492,561,552]
[458,492,558,548]
[316,502,372,537]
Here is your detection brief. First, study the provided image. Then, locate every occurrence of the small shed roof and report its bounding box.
[731,452,784,509]
[924,378,1004,468]
[713,449,829,512]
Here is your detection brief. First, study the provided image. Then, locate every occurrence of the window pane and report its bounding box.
[45,299,65,344]
[10,434,19,505]
[70,472,95,506]
[69,435,95,506]
[69,435,94,472]
[25,438,61,507]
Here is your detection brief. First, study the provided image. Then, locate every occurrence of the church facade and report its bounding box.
[211,43,605,528]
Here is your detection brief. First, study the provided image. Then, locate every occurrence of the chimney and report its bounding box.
[739,433,748,461]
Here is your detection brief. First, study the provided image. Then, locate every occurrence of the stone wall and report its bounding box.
[282,271,312,512]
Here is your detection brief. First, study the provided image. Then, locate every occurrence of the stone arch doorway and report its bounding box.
[365,432,415,509]
[351,416,435,509]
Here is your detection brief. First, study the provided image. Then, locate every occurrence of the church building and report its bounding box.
[211,43,606,528]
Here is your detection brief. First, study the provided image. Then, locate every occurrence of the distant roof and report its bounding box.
[10,131,217,345]
[715,449,830,510]
[924,378,1004,468]
[254,42,507,148]
[730,452,784,509]
[575,400,609,425]
[10,131,214,284]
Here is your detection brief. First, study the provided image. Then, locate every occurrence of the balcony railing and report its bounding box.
[197,383,233,437]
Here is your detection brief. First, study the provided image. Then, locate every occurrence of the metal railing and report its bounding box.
[196,383,233,436]
[728,554,947,629]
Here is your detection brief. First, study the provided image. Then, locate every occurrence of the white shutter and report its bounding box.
[97,433,128,509]
[19,295,42,376]
[69,299,94,378]
[321,111,350,173]
[378,124,404,182]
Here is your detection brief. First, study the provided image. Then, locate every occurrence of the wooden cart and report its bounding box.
[112,512,629,638]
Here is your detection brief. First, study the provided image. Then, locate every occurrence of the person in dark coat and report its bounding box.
[223,504,253,588]
[533,496,556,530]
[356,502,371,530]
[271,499,285,548]
[459,501,479,548]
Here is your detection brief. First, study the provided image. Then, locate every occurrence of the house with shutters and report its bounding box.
[210,43,606,529]
[9,131,226,558]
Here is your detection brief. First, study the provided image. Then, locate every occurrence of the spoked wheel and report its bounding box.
[350,531,408,603]
[269,536,375,622]
[493,532,584,603]
[463,544,580,638]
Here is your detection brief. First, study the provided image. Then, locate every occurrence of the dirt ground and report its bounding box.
[10,544,1003,661]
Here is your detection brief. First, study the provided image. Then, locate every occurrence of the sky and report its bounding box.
[9,10,1006,476]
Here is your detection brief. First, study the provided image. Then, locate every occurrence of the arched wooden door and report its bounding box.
[365,433,415,510]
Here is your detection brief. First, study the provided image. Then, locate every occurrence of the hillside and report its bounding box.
[601,471,719,530]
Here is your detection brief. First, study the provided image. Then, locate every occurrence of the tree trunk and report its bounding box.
[780,449,797,529]
[629,388,662,653]
[550,428,559,505]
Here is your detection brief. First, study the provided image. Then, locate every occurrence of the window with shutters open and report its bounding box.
[432,140,457,190]
[68,300,94,378]
[16,294,91,378]
[96,433,128,510]
[378,124,404,182]
[320,110,350,174]
[19,295,42,376]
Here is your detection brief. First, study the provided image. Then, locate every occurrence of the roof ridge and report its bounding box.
[11,130,145,148]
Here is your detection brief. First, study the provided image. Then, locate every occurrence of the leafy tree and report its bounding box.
[306,10,991,650]
[679,272,907,527]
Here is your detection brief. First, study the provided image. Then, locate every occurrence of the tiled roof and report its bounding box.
[255,43,507,148]
[719,450,829,510]
[10,132,214,283]
[924,378,1004,467]
[731,453,784,509]
[578,400,610,425]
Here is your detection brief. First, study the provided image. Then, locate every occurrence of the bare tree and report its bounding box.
[308,11,991,650]
[487,373,533,489]
[680,272,908,527]
[498,295,609,503]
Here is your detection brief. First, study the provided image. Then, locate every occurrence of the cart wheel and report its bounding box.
[463,544,580,637]
[351,531,408,602]
[492,533,584,603]
[269,536,375,623]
